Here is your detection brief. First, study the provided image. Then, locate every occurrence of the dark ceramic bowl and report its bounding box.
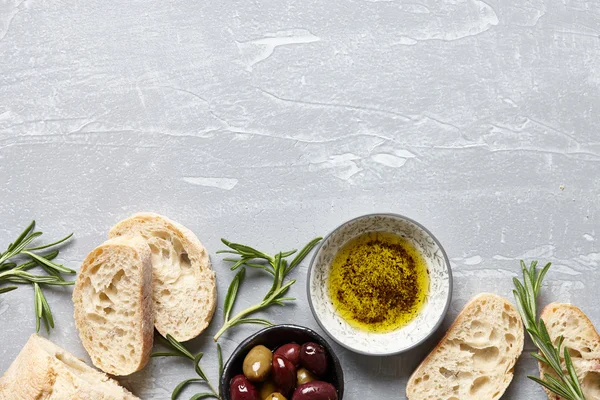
[219,324,344,399]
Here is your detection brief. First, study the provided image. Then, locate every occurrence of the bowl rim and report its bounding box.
[219,323,345,399]
[306,212,453,356]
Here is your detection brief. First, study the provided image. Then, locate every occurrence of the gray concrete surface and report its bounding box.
[1,0,599,398]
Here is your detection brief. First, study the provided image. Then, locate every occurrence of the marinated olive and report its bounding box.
[265,393,287,400]
[299,342,328,377]
[230,374,261,400]
[272,354,296,395]
[243,345,273,382]
[259,380,278,399]
[291,381,338,400]
[296,367,317,386]
[274,343,301,366]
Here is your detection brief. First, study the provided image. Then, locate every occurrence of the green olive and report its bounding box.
[259,380,277,399]
[265,393,287,400]
[296,367,317,386]
[243,345,273,382]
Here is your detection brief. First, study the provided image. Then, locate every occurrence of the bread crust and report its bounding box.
[109,213,216,341]
[406,293,525,400]
[73,236,153,376]
[0,334,139,400]
[539,303,600,400]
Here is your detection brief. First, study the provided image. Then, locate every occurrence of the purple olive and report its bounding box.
[230,374,260,400]
[299,343,328,377]
[274,343,301,367]
[272,354,297,395]
[291,381,338,400]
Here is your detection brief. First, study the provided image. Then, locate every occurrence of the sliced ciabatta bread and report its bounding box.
[109,213,216,341]
[0,334,139,400]
[73,236,153,376]
[406,293,524,400]
[539,303,600,400]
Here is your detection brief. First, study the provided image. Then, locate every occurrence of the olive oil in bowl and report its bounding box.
[327,231,429,333]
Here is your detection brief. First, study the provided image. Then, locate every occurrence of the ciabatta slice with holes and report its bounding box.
[539,303,600,400]
[406,293,524,400]
[109,213,216,342]
[0,334,139,400]
[73,236,153,376]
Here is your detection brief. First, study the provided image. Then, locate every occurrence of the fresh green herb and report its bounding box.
[213,237,322,342]
[0,221,74,332]
[513,260,585,400]
[151,334,222,400]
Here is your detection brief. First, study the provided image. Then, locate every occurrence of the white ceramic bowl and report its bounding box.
[307,213,452,355]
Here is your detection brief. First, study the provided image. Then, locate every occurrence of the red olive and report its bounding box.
[230,374,261,400]
[299,343,328,377]
[291,381,338,400]
[272,354,296,395]
[274,343,301,367]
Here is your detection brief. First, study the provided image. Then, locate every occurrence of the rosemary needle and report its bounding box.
[513,260,585,400]
[214,237,322,342]
[151,334,222,400]
[0,221,74,332]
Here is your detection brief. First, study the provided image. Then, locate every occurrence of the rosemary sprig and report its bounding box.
[213,237,322,342]
[0,221,74,332]
[513,260,585,400]
[151,334,222,400]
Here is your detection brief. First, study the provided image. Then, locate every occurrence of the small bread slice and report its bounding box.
[539,303,600,400]
[73,236,153,376]
[109,213,216,341]
[406,293,524,400]
[0,334,139,400]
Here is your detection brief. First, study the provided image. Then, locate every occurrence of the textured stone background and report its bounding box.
[1,0,599,398]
